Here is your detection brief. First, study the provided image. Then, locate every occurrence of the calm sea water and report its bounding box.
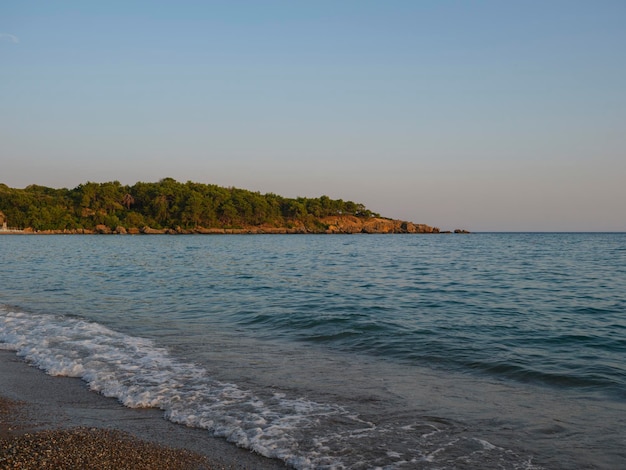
[1,233,625,469]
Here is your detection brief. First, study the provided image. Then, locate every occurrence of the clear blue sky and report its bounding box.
[2,1,625,231]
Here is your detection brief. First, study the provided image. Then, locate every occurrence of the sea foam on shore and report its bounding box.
[0,351,286,470]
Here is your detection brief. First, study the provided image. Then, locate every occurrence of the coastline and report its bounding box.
[0,215,463,235]
[0,351,287,469]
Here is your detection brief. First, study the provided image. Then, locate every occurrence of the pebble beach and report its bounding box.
[0,422,213,470]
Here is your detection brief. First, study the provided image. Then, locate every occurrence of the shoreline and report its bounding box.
[0,350,287,469]
[0,229,464,235]
[0,215,460,234]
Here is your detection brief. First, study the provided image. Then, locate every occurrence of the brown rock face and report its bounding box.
[140,226,167,234]
[321,216,439,234]
[6,217,448,235]
[94,224,112,234]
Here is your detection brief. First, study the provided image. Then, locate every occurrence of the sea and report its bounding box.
[0,233,624,469]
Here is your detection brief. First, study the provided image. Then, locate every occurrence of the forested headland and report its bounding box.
[0,178,445,234]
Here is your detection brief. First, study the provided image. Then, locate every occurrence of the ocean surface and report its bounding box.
[0,233,624,469]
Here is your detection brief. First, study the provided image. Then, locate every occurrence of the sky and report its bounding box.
[1,1,625,231]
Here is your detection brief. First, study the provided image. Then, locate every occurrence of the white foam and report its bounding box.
[474,438,499,451]
[1,305,534,469]
[0,306,347,469]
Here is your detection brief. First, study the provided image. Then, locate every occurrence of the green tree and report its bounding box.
[0,179,380,231]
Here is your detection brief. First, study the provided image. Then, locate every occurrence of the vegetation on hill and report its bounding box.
[0,178,380,232]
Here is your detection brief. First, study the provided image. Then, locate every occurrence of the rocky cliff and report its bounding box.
[321,216,439,234]
[15,216,449,235]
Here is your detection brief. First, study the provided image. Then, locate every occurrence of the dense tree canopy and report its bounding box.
[0,179,379,231]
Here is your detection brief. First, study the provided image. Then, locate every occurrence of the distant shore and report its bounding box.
[1,179,460,237]
[0,351,286,469]
[0,216,469,235]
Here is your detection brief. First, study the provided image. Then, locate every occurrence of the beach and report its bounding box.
[0,351,286,469]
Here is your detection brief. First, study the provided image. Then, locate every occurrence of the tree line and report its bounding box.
[0,178,379,231]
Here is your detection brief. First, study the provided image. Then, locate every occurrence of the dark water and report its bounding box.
[1,233,625,469]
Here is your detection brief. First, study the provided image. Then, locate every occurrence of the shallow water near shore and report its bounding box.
[1,233,625,469]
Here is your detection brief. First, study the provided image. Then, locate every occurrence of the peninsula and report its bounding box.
[0,178,465,234]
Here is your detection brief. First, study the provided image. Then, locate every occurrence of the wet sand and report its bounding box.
[0,351,287,469]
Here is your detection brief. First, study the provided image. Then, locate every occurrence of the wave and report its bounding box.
[0,305,353,468]
[0,305,543,469]
[235,308,626,398]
